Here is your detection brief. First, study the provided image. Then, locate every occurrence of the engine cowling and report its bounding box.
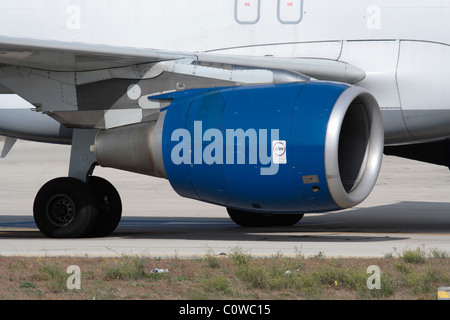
[95,81,384,214]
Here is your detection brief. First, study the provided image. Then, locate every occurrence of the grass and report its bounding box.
[0,246,449,300]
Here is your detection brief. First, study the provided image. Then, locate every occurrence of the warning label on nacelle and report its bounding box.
[272,140,287,164]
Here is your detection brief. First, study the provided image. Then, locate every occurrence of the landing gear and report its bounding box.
[227,208,304,227]
[33,129,123,238]
[33,176,122,238]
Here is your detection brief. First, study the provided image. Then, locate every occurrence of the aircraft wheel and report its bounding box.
[33,177,98,238]
[227,208,304,227]
[87,176,122,237]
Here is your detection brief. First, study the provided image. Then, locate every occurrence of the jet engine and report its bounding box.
[95,81,384,224]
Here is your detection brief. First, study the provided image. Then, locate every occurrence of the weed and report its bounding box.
[237,265,268,289]
[204,275,231,296]
[394,261,410,273]
[229,247,251,267]
[384,252,395,259]
[401,247,426,264]
[429,248,450,259]
[34,263,67,292]
[17,281,43,296]
[104,256,148,281]
[18,281,36,289]
[312,266,366,290]
[204,251,221,269]
[293,246,305,260]
[309,251,326,260]
[407,271,435,295]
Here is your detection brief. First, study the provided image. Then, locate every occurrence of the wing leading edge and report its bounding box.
[0,35,196,72]
[0,35,365,82]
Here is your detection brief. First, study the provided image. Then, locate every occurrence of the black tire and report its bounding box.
[227,208,304,227]
[87,176,122,237]
[33,177,98,238]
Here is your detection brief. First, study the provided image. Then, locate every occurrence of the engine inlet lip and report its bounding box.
[324,86,384,209]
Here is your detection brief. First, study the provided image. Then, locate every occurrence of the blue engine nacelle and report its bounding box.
[0,81,384,215]
[159,81,384,214]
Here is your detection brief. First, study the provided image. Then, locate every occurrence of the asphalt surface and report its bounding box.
[1,139,450,258]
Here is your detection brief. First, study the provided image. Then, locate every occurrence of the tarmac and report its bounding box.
[1,139,450,258]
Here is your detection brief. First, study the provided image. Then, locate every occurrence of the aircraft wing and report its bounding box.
[0,35,365,82]
[0,34,368,142]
